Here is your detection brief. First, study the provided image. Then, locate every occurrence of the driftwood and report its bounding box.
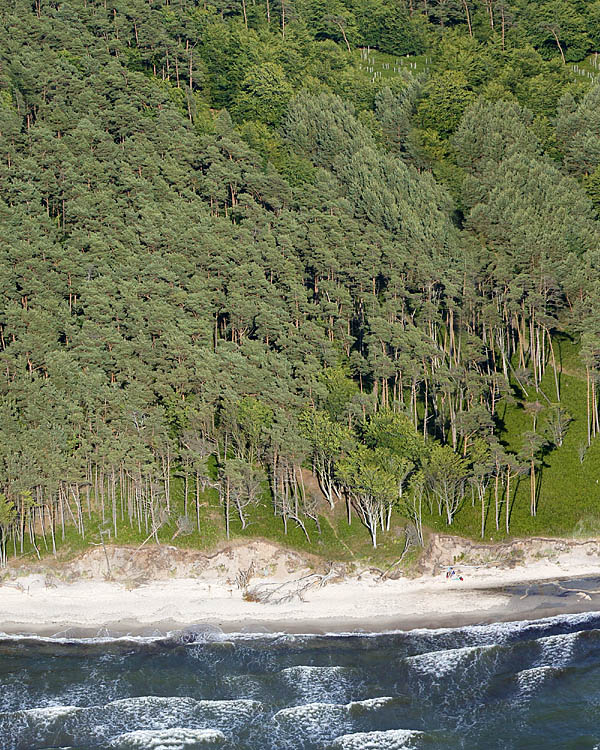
[520,582,600,601]
[235,563,254,591]
[243,565,343,605]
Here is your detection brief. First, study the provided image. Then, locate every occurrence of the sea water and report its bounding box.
[1,612,600,749]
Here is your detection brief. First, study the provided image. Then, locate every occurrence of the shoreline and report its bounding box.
[2,538,600,638]
[1,600,600,640]
[2,578,600,639]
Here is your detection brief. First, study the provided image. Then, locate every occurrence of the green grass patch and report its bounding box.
[422,340,600,541]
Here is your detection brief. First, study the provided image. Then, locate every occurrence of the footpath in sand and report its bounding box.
[2,536,600,636]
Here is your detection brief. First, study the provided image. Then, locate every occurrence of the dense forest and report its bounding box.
[1,0,600,564]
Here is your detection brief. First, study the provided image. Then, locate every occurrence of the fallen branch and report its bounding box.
[556,583,600,595]
[244,565,343,605]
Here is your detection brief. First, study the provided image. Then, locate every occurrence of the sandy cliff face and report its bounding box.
[419,534,600,575]
[6,533,600,586]
[5,540,313,587]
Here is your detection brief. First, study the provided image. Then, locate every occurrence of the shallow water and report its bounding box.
[2,613,600,749]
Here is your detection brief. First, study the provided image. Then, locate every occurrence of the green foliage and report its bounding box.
[363,410,426,465]
[520,1,591,62]
[425,445,469,525]
[319,367,358,421]
[0,494,16,529]
[232,62,294,126]
[353,1,427,56]
[417,71,476,138]
[1,0,600,567]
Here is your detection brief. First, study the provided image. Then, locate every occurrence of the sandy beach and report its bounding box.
[2,537,600,636]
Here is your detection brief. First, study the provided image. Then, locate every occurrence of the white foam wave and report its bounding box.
[15,704,81,721]
[90,696,261,736]
[109,727,226,749]
[332,729,424,749]
[538,631,579,668]
[280,665,347,678]
[1,608,599,645]
[405,610,600,642]
[273,696,394,739]
[0,695,263,746]
[0,704,85,750]
[516,665,554,698]
[0,703,83,732]
[347,697,394,711]
[273,701,347,741]
[98,696,199,730]
[0,631,166,646]
[406,644,486,677]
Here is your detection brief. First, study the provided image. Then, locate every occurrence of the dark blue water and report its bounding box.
[2,613,600,749]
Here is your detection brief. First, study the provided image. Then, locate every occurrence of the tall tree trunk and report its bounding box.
[587,366,592,446]
[547,330,560,401]
[461,0,473,36]
[494,469,500,531]
[549,26,566,64]
[530,460,536,516]
[505,469,511,534]
[225,477,230,539]
[486,0,494,28]
[196,472,201,532]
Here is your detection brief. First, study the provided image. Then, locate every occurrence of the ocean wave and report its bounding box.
[0,704,85,750]
[515,665,555,698]
[406,609,600,642]
[108,728,226,749]
[273,696,396,743]
[537,630,579,668]
[12,704,81,721]
[0,696,262,749]
[89,696,262,736]
[3,611,600,750]
[331,729,424,749]
[405,645,488,677]
[347,697,395,712]
[0,631,165,645]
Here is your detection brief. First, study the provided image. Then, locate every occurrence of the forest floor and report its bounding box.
[3,535,600,636]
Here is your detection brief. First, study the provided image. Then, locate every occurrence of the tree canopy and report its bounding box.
[0,0,600,560]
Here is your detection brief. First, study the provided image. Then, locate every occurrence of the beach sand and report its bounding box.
[2,538,600,636]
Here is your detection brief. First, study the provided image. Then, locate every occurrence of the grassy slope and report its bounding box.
[36,475,408,567]
[423,336,600,541]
